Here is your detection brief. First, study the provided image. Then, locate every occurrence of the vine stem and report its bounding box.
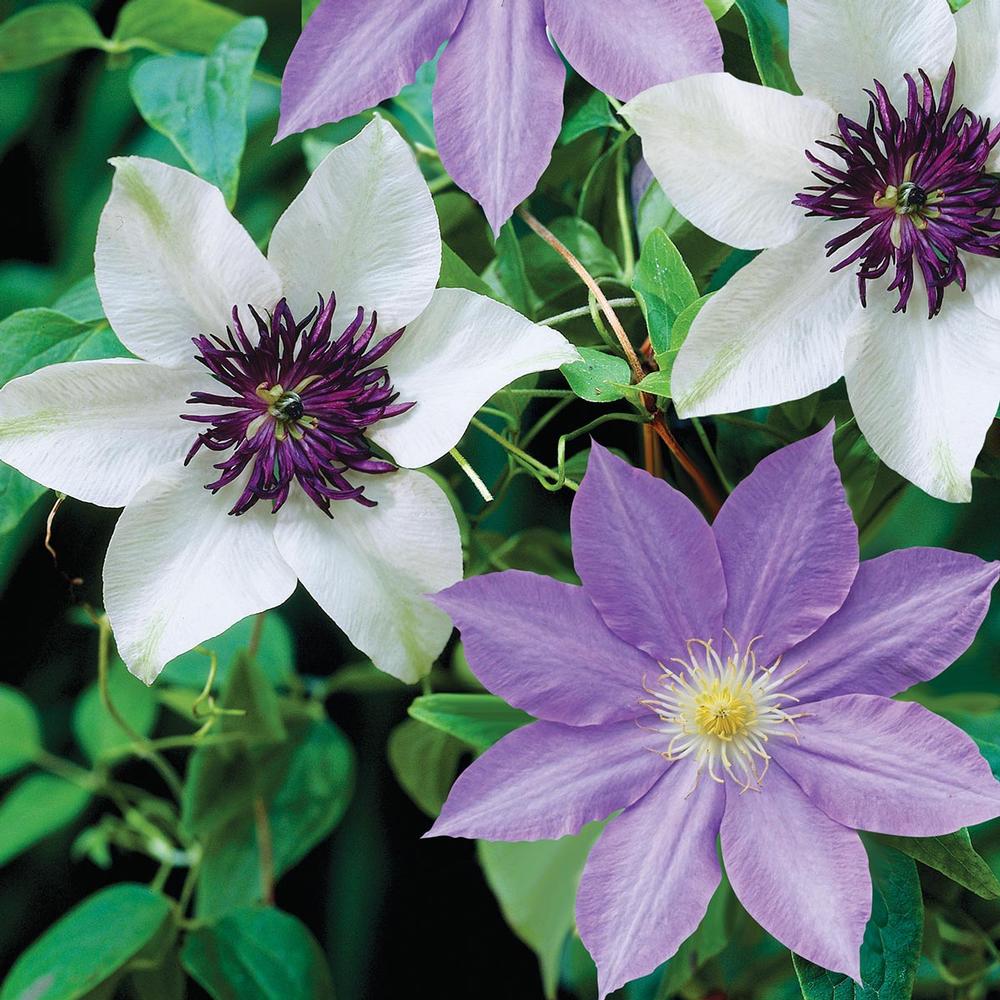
[517,206,645,383]
[650,414,722,517]
[96,616,185,802]
[517,205,723,515]
[254,797,275,905]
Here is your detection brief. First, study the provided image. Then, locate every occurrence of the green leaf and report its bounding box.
[408,694,533,753]
[655,293,711,383]
[560,91,618,145]
[1,884,172,1000]
[181,907,335,999]
[439,243,497,300]
[195,718,355,919]
[0,773,91,866]
[478,824,602,998]
[834,419,881,518]
[733,0,799,93]
[520,217,623,305]
[182,655,287,839]
[633,371,672,399]
[632,228,699,357]
[0,310,128,384]
[794,841,922,999]
[52,275,105,323]
[302,0,322,25]
[879,829,1000,900]
[73,660,159,763]
[654,880,732,997]
[495,221,540,319]
[129,948,186,1000]
[0,5,106,73]
[129,19,266,208]
[387,718,466,817]
[562,347,632,403]
[113,0,244,56]
[162,613,295,690]
[0,684,41,778]
[704,0,736,17]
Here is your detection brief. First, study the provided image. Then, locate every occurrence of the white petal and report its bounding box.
[273,469,462,683]
[788,0,956,119]
[369,287,578,468]
[95,158,282,370]
[953,0,1000,171]
[104,456,297,684]
[966,255,1000,321]
[0,359,202,507]
[622,74,836,250]
[672,225,863,417]
[267,117,440,334]
[845,293,1000,503]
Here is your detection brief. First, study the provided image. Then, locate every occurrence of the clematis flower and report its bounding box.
[0,119,576,684]
[276,0,723,233]
[622,0,1000,502]
[427,426,1000,996]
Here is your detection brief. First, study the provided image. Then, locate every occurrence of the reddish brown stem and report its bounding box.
[518,205,721,514]
[651,413,722,517]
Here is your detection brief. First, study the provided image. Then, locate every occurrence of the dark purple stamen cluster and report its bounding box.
[182,295,413,516]
[795,65,1000,317]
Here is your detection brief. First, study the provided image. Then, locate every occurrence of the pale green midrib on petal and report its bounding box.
[110,158,170,235]
[675,337,749,414]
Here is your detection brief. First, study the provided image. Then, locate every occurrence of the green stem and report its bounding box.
[521,395,575,449]
[471,418,580,492]
[96,617,185,802]
[692,418,734,494]
[615,142,637,283]
[539,297,639,328]
[427,173,453,195]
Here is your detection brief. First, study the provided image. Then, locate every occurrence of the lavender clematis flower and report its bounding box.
[0,119,577,685]
[276,0,723,233]
[427,425,1000,996]
[622,0,1000,503]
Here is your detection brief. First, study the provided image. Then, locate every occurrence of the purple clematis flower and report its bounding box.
[276,0,723,233]
[427,426,1000,997]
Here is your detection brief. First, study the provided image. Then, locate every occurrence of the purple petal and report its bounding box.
[571,442,726,664]
[576,768,725,999]
[433,0,565,234]
[721,764,869,980]
[276,0,467,140]
[433,571,658,726]
[427,719,665,841]
[777,694,1000,837]
[544,0,723,101]
[784,549,1000,703]
[712,424,858,665]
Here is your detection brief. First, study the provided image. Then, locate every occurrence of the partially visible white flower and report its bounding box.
[623,0,1000,502]
[0,119,577,683]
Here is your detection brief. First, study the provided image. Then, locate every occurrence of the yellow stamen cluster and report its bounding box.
[874,153,944,239]
[251,379,320,442]
[640,633,804,794]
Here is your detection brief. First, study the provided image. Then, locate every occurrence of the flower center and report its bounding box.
[181,294,413,517]
[794,65,1000,317]
[641,635,803,792]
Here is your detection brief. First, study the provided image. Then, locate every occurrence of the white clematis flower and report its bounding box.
[0,119,577,684]
[623,0,1000,502]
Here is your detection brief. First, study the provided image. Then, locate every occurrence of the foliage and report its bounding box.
[1,0,999,998]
